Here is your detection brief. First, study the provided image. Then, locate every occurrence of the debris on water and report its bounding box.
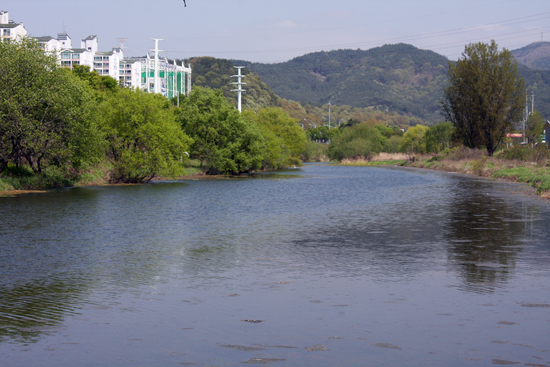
[524,363,550,367]
[241,320,265,323]
[333,304,349,307]
[491,341,509,344]
[497,321,517,325]
[309,300,322,303]
[220,344,265,352]
[513,343,534,348]
[328,336,343,340]
[227,294,240,297]
[373,343,402,350]
[521,304,550,308]
[305,344,326,351]
[492,359,520,365]
[241,358,286,364]
[255,345,297,349]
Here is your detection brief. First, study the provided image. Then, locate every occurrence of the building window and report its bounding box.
[62,54,71,59]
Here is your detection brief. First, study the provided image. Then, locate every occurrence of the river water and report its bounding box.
[1,164,549,367]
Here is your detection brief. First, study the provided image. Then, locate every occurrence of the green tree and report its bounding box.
[0,38,101,175]
[178,87,264,175]
[99,88,192,183]
[399,125,429,154]
[328,123,385,161]
[383,135,402,153]
[244,107,306,169]
[526,111,544,144]
[72,65,119,96]
[425,122,454,153]
[442,40,526,156]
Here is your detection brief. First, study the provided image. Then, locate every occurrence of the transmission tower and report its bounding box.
[231,66,246,112]
[117,37,128,51]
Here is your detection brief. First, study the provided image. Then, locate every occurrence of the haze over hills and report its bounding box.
[189,43,550,124]
[512,42,550,71]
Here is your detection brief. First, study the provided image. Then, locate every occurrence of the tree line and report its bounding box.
[310,40,545,162]
[0,38,306,187]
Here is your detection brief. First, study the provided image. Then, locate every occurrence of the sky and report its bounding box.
[5,0,550,63]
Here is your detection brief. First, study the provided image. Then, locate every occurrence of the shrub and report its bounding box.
[445,146,485,161]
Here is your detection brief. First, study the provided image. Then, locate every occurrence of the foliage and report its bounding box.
[99,88,192,183]
[526,111,544,143]
[72,65,119,96]
[243,107,306,169]
[187,57,279,110]
[498,144,550,164]
[0,38,102,177]
[328,123,385,161]
[425,122,455,153]
[302,141,329,162]
[242,44,451,123]
[178,87,264,175]
[399,125,429,154]
[442,41,526,156]
[306,125,340,142]
[383,135,402,153]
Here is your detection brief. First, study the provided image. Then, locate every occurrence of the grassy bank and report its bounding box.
[399,147,550,198]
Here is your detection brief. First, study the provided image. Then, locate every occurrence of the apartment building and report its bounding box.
[0,11,27,42]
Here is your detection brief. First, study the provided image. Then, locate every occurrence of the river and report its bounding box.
[1,164,549,366]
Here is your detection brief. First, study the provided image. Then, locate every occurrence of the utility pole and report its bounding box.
[531,91,535,114]
[151,38,163,94]
[523,93,529,144]
[230,66,246,112]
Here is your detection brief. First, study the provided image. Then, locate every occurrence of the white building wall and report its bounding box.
[0,11,8,24]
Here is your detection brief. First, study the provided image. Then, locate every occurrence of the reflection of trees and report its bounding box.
[445,179,537,292]
[0,184,185,345]
[0,280,86,344]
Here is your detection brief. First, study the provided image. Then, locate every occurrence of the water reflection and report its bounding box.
[444,178,539,293]
[0,166,549,367]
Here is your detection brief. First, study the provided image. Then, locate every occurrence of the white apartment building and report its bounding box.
[7,10,190,98]
[0,11,27,42]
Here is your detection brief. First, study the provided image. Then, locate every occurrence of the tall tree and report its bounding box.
[442,41,526,156]
[99,88,192,183]
[0,38,101,175]
[178,87,264,175]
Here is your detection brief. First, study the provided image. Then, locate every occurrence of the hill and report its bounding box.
[186,44,550,124]
[238,44,450,123]
[512,42,550,70]
[185,56,279,110]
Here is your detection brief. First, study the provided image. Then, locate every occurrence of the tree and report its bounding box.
[526,111,544,144]
[178,87,264,175]
[442,41,526,156]
[399,125,429,154]
[425,122,454,153]
[328,123,385,161]
[0,38,101,176]
[99,88,192,183]
[243,107,306,169]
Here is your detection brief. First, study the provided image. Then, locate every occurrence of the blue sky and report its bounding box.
[6,0,550,63]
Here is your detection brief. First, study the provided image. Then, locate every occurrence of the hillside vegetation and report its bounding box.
[188,43,550,125]
[512,42,550,70]
[240,44,450,123]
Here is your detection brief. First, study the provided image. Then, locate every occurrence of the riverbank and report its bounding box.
[339,150,550,199]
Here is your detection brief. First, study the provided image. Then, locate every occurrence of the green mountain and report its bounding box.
[512,42,550,70]
[187,43,550,124]
[238,44,450,123]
